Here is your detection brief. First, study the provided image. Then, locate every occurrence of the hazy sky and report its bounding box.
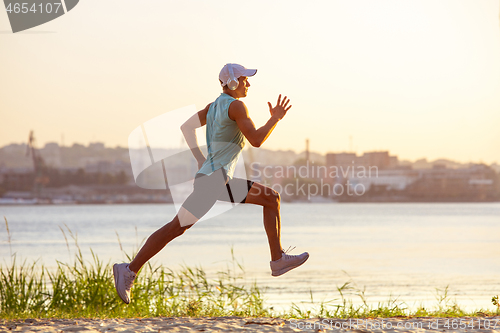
[1,0,499,163]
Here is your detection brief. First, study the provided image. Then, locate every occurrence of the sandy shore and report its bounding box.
[2,316,499,332]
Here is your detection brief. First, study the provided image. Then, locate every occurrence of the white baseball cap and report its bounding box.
[219,63,257,87]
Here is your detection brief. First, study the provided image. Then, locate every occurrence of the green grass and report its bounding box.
[285,283,499,319]
[0,251,269,319]
[2,252,498,320]
[0,239,268,319]
[1,217,499,320]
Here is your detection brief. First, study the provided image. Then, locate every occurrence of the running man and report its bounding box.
[113,63,309,304]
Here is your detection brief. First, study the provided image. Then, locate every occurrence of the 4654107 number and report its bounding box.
[6,2,62,14]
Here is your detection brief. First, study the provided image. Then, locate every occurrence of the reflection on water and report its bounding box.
[1,203,499,312]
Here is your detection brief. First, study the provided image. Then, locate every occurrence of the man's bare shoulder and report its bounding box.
[228,100,248,120]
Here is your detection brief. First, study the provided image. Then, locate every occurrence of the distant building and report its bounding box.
[406,164,497,201]
[326,152,357,171]
[360,151,391,169]
[89,142,105,151]
[350,169,421,192]
[0,168,33,191]
[326,151,399,174]
[41,142,62,167]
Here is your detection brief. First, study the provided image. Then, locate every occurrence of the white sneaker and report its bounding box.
[113,263,136,304]
[270,251,309,277]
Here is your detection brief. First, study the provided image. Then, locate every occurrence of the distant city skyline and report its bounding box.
[1,140,497,167]
[2,138,498,204]
[1,0,499,164]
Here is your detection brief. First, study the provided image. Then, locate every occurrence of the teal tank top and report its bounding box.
[197,93,245,179]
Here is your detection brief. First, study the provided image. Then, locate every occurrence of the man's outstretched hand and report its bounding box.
[268,94,292,120]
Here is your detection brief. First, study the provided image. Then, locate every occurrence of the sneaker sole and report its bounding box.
[113,264,130,304]
[271,253,309,277]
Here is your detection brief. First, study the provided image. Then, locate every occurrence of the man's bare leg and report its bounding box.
[244,182,283,261]
[113,215,192,304]
[128,207,198,273]
[128,215,191,273]
[114,204,202,303]
[244,182,309,276]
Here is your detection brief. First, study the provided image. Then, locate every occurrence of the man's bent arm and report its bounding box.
[181,104,210,167]
[229,95,291,148]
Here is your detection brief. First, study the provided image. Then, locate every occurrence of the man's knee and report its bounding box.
[178,224,192,235]
[173,223,192,237]
[266,188,280,209]
[171,217,193,236]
